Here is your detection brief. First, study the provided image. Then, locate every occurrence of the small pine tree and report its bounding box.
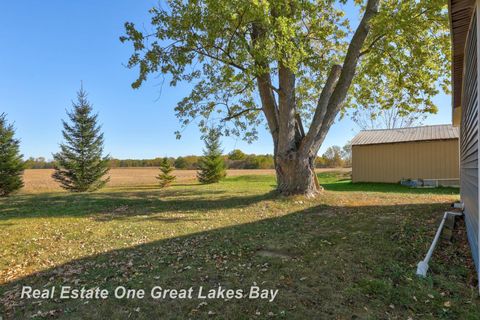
[197,129,226,184]
[0,113,24,196]
[52,86,110,192]
[157,157,176,188]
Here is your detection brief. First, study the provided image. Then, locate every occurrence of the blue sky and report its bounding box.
[0,1,452,160]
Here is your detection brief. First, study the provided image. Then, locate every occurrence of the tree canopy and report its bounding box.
[121,0,449,141]
[228,149,247,160]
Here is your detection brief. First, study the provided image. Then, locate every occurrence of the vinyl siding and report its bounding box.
[461,9,479,273]
[352,139,459,183]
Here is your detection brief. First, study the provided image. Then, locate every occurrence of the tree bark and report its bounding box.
[275,150,319,197]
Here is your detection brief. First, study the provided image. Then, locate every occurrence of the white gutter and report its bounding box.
[416,210,464,277]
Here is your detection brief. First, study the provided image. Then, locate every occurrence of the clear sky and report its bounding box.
[0,1,453,160]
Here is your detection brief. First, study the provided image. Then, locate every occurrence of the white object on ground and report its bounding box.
[416,211,464,277]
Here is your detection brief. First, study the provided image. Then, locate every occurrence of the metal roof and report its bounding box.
[351,125,459,146]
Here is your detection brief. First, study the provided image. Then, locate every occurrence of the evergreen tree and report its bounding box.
[52,87,110,192]
[0,113,24,196]
[197,129,226,184]
[157,157,176,188]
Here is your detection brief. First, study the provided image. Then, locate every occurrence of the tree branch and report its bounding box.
[359,33,386,57]
[277,62,297,153]
[256,72,280,146]
[300,64,342,154]
[294,113,306,145]
[189,47,247,72]
[221,108,262,121]
[251,23,280,146]
[310,0,380,155]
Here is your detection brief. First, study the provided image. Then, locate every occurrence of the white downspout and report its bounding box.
[416,210,464,277]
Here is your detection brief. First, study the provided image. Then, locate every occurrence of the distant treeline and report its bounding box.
[24,146,352,170]
[23,152,276,170]
[109,154,275,170]
[24,157,56,169]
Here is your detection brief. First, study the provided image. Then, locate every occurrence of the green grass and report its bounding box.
[320,171,460,194]
[1,172,478,319]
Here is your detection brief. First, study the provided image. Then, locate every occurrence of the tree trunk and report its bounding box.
[275,150,321,197]
[254,0,379,197]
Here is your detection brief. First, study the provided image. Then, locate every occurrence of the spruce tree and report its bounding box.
[52,87,110,192]
[197,129,226,184]
[0,113,24,196]
[157,157,176,188]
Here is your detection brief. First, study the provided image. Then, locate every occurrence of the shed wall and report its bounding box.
[352,140,459,183]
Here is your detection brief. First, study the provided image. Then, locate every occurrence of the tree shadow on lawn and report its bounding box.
[0,188,276,221]
[1,201,478,319]
[107,182,204,191]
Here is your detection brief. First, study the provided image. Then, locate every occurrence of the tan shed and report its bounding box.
[351,125,459,185]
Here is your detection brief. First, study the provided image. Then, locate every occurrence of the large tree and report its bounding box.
[350,104,430,130]
[0,113,24,196]
[53,87,110,192]
[121,0,449,196]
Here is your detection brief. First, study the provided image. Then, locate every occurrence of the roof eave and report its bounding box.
[450,0,476,117]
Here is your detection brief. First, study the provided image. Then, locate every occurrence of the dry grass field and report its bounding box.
[21,168,351,194]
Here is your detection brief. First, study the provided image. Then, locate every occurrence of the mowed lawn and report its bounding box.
[1,170,479,319]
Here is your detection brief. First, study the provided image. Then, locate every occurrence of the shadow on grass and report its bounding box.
[321,181,459,195]
[313,171,460,195]
[1,201,477,319]
[0,188,276,221]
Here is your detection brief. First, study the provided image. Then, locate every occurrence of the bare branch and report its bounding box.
[359,33,386,57]
[189,47,247,72]
[221,108,262,121]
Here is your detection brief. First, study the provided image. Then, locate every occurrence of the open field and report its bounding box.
[21,168,351,194]
[1,171,479,319]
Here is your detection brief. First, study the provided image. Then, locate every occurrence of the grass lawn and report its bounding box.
[1,171,478,319]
